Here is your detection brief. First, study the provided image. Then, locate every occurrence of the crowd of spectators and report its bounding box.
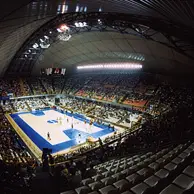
[0,113,35,164]
[71,73,158,104]
[0,110,38,193]
[53,91,194,182]
[62,77,75,95]
[2,98,49,113]
[0,73,194,193]
[27,78,45,95]
[89,104,131,125]
[0,73,159,106]
[61,97,95,114]
[53,77,65,94]
[27,98,46,109]
[12,100,29,112]
[22,79,33,96]
[52,157,99,193]
[41,77,54,94]
[148,83,193,114]
[51,99,194,193]
[50,96,143,128]
[0,79,21,97]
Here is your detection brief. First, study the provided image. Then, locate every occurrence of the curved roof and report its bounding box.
[32,31,193,74]
[0,0,194,76]
[0,17,53,75]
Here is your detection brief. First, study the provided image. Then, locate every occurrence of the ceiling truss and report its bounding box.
[6,12,194,76]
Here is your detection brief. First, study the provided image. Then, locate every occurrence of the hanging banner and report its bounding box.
[41,68,66,75]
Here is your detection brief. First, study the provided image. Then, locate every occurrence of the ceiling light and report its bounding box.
[32,43,39,49]
[77,63,143,70]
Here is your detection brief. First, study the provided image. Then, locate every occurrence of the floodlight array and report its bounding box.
[77,63,143,70]
[57,24,70,32]
[74,22,87,28]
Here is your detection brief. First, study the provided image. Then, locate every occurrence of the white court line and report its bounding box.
[19,110,103,145]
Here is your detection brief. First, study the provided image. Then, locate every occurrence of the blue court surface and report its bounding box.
[10,108,114,154]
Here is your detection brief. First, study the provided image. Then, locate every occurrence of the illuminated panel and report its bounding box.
[77,63,143,70]
[57,24,70,32]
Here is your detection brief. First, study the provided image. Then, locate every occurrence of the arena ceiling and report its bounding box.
[32,31,193,75]
[1,0,194,76]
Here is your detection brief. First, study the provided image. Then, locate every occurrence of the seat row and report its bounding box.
[61,142,194,194]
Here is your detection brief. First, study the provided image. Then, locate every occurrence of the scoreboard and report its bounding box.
[41,68,66,76]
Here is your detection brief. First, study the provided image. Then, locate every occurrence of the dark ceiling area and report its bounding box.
[0,0,194,76]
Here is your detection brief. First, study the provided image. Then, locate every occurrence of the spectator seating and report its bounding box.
[53,77,66,94]
[41,77,54,94]
[60,142,194,194]
[0,73,193,194]
[0,73,192,117]
[0,113,35,165]
[27,78,46,95]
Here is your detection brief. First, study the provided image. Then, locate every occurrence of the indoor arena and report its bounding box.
[1,1,194,194]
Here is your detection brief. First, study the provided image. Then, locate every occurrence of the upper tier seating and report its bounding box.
[0,73,191,117]
[27,78,46,95]
[53,77,66,94]
[41,77,54,94]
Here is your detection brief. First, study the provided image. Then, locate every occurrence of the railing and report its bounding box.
[53,121,141,164]
[10,94,56,100]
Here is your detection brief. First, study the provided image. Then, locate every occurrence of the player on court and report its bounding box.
[47,132,51,141]
[59,117,62,125]
[88,119,93,133]
[78,133,81,143]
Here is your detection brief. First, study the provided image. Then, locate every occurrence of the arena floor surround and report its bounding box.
[9,108,116,156]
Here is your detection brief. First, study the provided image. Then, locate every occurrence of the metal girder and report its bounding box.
[164,34,194,56]
[6,12,194,75]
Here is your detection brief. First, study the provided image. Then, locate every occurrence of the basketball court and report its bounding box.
[9,109,115,155]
